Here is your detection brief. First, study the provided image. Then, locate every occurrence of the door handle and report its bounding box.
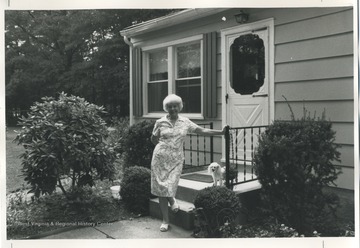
[252,93,268,97]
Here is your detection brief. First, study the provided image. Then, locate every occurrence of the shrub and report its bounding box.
[107,116,130,155]
[253,110,341,235]
[193,186,242,237]
[120,166,152,215]
[219,220,302,238]
[122,120,155,169]
[14,92,117,198]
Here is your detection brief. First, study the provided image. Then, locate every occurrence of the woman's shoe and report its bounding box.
[160,223,169,232]
[170,199,180,213]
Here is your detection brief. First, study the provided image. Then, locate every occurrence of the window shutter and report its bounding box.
[132,47,143,117]
[203,32,217,118]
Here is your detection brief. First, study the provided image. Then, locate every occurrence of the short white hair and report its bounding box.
[163,94,183,112]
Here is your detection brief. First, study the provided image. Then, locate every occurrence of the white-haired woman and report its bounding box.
[150,94,225,232]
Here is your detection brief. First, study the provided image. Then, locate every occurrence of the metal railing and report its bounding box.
[183,122,214,173]
[225,125,268,189]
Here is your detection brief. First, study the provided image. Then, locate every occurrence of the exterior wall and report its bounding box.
[270,8,354,190]
[128,7,354,190]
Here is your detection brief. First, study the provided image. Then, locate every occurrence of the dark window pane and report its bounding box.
[177,43,201,78]
[176,79,201,113]
[149,49,168,81]
[148,82,168,112]
[230,34,265,95]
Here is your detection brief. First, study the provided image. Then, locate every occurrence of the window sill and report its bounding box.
[142,113,204,120]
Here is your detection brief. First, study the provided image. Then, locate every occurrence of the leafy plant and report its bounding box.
[14,92,117,198]
[7,179,135,239]
[121,120,155,169]
[193,186,242,238]
[107,116,130,154]
[120,166,152,215]
[253,107,341,235]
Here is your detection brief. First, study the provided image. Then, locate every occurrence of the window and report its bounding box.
[175,43,201,113]
[230,33,265,95]
[147,49,168,112]
[144,39,203,116]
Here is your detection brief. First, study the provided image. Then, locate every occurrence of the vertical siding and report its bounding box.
[272,8,354,190]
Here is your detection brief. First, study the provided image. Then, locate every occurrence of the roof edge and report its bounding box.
[120,8,228,38]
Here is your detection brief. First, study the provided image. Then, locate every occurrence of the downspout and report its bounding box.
[123,36,134,126]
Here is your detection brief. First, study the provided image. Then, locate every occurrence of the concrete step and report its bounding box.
[149,198,195,230]
[176,170,259,202]
[176,177,213,202]
[149,170,262,231]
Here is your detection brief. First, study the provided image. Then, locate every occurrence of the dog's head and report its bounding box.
[208,162,221,174]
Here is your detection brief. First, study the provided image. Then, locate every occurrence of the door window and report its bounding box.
[230,34,265,95]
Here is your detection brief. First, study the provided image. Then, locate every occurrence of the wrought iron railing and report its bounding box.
[183,122,214,173]
[225,125,268,189]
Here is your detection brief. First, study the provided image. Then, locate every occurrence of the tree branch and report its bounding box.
[16,23,57,52]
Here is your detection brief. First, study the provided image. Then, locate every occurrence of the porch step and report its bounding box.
[149,198,195,230]
[176,174,213,202]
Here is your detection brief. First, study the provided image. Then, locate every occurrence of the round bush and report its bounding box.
[122,120,155,169]
[120,166,152,215]
[14,92,116,198]
[194,187,242,237]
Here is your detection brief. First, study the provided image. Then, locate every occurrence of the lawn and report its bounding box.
[6,126,27,194]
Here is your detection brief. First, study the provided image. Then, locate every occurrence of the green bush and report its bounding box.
[122,120,155,169]
[14,92,117,198]
[107,116,130,155]
[120,166,152,215]
[193,186,242,237]
[253,112,341,235]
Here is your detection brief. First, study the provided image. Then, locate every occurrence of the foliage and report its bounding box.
[218,217,354,238]
[219,219,313,238]
[120,166,152,215]
[193,186,242,238]
[253,109,341,235]
[7,179,135,239]
[14,92,117,198]
[107,116,130,155]
[122,120,155,169]
[5,9,177,120]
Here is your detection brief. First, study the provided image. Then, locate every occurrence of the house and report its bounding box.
[120,7,355,194]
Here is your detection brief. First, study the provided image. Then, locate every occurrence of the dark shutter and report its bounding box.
[203,32,217,118]
[132,47,143,117]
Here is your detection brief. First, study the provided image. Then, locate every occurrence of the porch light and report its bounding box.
[234,10,249,24]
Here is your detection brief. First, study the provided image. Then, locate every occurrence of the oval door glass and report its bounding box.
[230,33,265,95]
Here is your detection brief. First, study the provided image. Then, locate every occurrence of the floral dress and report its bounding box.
[151,115,200,197]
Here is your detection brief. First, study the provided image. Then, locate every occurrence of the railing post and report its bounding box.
[225,125,230,189]
[210,122,214,163]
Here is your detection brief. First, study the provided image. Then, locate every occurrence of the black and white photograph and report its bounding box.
[1,0,358,248]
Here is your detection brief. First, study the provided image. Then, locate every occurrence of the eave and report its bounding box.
[120,8,228,38]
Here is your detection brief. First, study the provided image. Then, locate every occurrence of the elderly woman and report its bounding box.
[151,94,225,232]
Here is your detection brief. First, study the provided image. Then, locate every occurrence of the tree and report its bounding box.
[5,9,176,122]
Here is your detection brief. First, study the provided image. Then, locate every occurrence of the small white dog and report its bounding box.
[208,162,225,186]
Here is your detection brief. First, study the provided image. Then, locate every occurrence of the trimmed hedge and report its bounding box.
[193,186,242,237]
[120,166,152,215]
[254,115,341,235]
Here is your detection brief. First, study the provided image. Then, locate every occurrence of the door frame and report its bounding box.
[221,18,275,128]
[220,18,275,160]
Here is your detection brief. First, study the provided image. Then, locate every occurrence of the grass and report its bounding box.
[6,127,27,194]
[6,126,135,240]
